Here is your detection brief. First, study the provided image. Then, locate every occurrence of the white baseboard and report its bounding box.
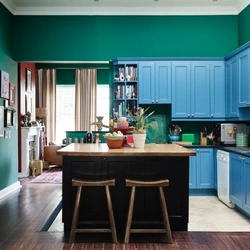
[0,181,22,200]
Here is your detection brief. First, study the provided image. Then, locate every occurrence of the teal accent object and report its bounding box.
[145,114,167,144]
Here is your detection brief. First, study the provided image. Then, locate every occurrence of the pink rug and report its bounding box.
[30,167,62,184]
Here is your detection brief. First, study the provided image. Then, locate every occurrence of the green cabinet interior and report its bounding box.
[230,152,250,217]
[65,131,107,143]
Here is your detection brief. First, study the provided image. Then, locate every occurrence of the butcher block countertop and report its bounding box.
[57,143,196,157]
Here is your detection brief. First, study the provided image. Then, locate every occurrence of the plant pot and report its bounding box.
[133,133,146,148]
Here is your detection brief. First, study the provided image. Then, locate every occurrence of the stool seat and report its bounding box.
[69,178,117,243]
[124,178,173,244]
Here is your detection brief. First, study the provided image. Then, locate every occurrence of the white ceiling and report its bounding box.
[1,0,250,16]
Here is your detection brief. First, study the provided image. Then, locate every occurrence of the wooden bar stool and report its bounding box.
[69,178,118,243]
[124,179,173,244]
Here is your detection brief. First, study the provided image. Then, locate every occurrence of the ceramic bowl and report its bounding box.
[104,136,125,149]
[168,134,180,141]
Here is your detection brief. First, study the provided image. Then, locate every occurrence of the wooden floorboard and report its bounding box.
[0,177,250,249]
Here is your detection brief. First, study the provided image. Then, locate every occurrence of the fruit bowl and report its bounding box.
[104,136,126,149]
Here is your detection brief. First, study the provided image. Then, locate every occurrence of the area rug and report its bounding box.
[30,166,62,184]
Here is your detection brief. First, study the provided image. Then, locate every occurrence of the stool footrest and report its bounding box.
[132,220,163,225]
[76,229,112,233]
[130,229,168,234]
[78,221,110,225]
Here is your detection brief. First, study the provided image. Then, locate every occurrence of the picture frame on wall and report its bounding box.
[0,70,9,99]
[9,83,16,106]
[0,106,4,137]
[5,109,13,127]
[25,95,32,114]
[26,68,32,92]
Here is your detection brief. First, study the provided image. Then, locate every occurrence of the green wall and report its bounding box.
[13,15,238,61]
[239,5,250,46]
[0,4,18,190]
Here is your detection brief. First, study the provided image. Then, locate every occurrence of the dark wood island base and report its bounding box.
[57,144,196,233]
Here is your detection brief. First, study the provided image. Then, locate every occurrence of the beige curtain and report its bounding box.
[75,69,97,131]
[36,69,57,143]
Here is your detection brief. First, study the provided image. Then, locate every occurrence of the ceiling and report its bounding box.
[1,0,250,16]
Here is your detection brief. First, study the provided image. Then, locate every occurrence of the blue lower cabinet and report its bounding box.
[189,148,214,190]
[230,153,250,216]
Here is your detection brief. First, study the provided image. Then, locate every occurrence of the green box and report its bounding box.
[182,134,195,143]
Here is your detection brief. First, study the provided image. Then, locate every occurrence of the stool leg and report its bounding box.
[69,186,82,243]
[124,186,136,244]
[159,187,173,244]
[105,186,118,243]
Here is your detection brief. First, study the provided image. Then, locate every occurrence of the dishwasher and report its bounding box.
[217,150,235,208]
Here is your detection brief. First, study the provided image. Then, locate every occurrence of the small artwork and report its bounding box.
[5,109,13,127]
[26,68,32,92]
[0,70,9,99]
[25,95,32,113]
[9,83,16,106]
[0,106,4,137]
[145,114,167,144]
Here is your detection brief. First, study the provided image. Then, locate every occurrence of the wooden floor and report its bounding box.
[0,178,250,250]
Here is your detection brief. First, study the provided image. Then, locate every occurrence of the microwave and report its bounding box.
[213,123,247,144]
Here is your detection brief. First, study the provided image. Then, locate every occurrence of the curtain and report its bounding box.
[36,69,57,143]
[75,69,97,131]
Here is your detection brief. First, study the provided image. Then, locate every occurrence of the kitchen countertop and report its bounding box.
[57,143,196,157]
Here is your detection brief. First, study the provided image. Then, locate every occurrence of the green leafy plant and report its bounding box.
[127,107,154,134]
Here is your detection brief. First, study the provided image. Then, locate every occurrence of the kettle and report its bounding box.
[86,131,94,143]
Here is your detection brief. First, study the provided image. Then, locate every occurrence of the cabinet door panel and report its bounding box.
[197,148,214,189]
[155,62,171,104]
[138,62,154,104]
[230,153,243,207]
[210,62,225,118]
[191,62,210,118]
[189,153,197,189]
[243,158,250,214]
[238,50,250,107]
[172,62,191,118]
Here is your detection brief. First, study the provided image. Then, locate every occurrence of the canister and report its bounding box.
[236,133,248,147]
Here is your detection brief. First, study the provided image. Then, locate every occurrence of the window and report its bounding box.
[56,84,110,142]
[96,84,110,131]
[56,85,75,142]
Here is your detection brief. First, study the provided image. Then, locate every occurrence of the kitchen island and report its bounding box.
[57,143,196,232]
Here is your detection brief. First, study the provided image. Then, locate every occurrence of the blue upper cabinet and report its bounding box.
[139,61,171,104]
[172,60,225,120]
[172,61,191,118]
[238,49,250,108]
[210,62,225,118]
[225,56,239,118]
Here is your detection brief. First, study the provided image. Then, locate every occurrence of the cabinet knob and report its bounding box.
[211,114,214,117]
[156,100,158,103]
[191,114,194,117]
[188,114,190,117]
[152,100,154,103]
[235,113,238,117]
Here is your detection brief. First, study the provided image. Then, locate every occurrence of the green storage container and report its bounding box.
[182,134,195,143]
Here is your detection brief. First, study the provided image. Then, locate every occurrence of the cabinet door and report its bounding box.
[191,62,210,118]
[230,153,244,207]
[155,62,171,104]
[243,157,250,214]
[238,49,250,108]
[196,148,214,189]
[172,62,191,118]
[225,57,239,118]
[138,62,155,104]
[189,149,197,189]
[210,62,225,118]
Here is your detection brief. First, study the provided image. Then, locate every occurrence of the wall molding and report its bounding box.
[0,181,22,200]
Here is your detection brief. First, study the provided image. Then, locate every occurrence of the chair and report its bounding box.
[69,178,118,243]
[124,179,173,244]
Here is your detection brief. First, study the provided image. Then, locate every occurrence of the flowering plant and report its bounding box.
[127,107,154,134]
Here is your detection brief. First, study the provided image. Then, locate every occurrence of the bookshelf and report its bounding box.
[112,61,138,119]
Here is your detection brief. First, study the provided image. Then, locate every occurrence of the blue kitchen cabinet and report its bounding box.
[230,152,250,216]
[210,62,225,118]
[238,49,250,108]
[225,56,239,118]
[172,61,191,118]
[138,61,171,104]
[172,61,224,120]
[189,148,214,189]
